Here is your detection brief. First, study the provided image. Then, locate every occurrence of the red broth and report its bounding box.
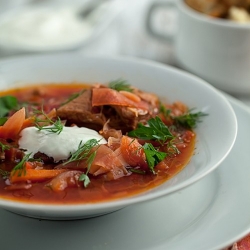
[0,83,196,204]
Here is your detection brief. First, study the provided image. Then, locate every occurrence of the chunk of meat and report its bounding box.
[92,88,149,110]
[113,106,151,131]
[94,87,159,131]
[56,89,106,131]
[33,152,54,164]
[57,86,160,132]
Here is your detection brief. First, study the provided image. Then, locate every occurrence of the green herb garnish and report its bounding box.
[60,89,85,106]
[108,79,133,92]
[143,143,167,174]
[12,153,32,176]
[78,151,97,187]
[64,139,99,165]
[166,139,180,155]
[0,141,10,152]
[34,107,64,135]
[35,118,64,135]
[159,103,171,117]
[0,117,7,126]
[160,104,207,129]
[63,139,100,188]
[0,96,18,117]
[128,168,146,174]
[173,109,207,129]
[128,116,174,144]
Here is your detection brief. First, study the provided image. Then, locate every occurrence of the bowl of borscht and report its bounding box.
[0,54,237,220]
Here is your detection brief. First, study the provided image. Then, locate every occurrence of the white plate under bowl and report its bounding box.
[0,53,237,219]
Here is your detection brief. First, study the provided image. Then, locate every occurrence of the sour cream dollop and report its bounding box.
[18,126,107,162]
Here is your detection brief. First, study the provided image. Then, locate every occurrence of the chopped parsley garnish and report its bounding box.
[0,117,7,126]
[0,96,18,117]
[108,79,133,92]
[143,143,167,174]
[128,116,174,144]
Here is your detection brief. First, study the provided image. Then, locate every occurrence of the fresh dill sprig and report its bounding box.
[35,118,64,135]
[78,151,97,188]
[12,153,32,177]
[108,79,133,92]
[128,116,174,144]
[60,89,85,106]
[33,107,64,135]
[63,139,99,165]
[63,139,100,188]
[0,141,10,152]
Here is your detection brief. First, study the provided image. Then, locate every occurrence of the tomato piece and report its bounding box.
[120,136,148,170]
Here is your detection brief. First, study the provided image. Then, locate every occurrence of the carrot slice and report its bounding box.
[21,117,35,130]
[0,107,26,140]
[10,168,66,183]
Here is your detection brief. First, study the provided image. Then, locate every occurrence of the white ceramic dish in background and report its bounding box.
[0,1,125,56]
[0,53,237,220]
[146,0,250,95]
[0,96,247,250]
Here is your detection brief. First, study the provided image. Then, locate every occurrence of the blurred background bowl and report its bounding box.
[0,0,125,57]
